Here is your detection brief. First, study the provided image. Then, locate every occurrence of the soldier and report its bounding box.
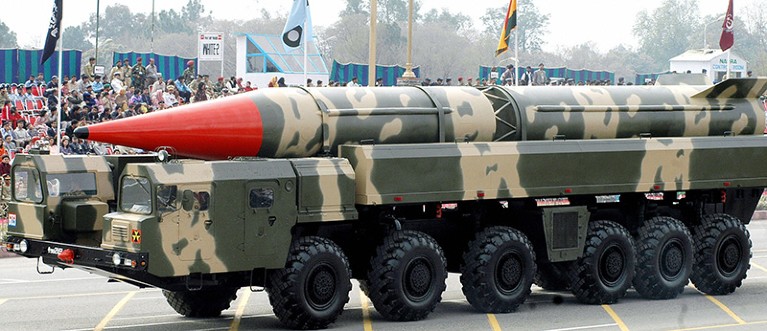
[82,57,96,78]
[108,60,122,81]
[131,57,146,90]
[122,59,133,88]
[183,60,195,86]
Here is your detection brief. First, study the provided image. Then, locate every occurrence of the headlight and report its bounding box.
[112,252,122,265]
[19,240,28,253]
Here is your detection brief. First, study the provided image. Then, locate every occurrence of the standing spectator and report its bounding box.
[375,78,383,86]
[227,76,240,92]
[82,57,96,78]
[108,61,122,81]
[34,73,46,86]
[131,57,146,89]
[183,60,195,86]
[145,58,158,89]
[533,63,548,86]
[267,76,278,88]
[346,77,360,87]
[316,80,323,87]
[520,66,534,86]
[24,75,36,88]
[306,78,314,87]
[122,59,133,88]
[277,77,287,87]
[501,64,515,86]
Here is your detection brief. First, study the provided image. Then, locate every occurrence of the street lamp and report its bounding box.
[703,15,726,50]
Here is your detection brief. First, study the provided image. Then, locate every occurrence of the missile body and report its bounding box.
[74,79,767,160]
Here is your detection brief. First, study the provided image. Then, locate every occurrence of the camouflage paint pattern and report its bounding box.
[341,136,767,205]
[101,158,356,278]
[7,154,115,244]
[75,78,767,161]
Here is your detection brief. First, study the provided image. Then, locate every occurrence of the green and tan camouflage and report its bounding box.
[73,76,767,160]
[4,77,767,328]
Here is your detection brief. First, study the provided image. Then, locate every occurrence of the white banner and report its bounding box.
[198,32,223,61]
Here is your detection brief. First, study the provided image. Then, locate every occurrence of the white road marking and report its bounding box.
[543,323,619,331]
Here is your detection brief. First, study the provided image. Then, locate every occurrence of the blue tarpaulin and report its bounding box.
[330,60,420,86]
[479,66,615,85]
[0,49,81,83]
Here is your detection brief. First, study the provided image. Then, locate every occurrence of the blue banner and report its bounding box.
[15,49,81,83]
[330,60,420,86]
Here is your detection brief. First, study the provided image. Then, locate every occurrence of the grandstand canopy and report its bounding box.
[237,34,328,75]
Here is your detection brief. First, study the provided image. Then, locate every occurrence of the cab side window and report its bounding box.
[249,188,274,209]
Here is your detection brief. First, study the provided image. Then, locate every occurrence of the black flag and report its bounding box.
[41,0,62,65]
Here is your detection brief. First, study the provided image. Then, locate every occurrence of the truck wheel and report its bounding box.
[690,214,751,295]
[460,226,536,313]
[162,286,238,318]
[534,262,572,291]
[367,230,447,321]
[633,216,693,300]
[568,220,635,304]
[266,236,352,330]
[634,217,692,299]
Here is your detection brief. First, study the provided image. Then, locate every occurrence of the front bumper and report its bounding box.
[3,236,148,272]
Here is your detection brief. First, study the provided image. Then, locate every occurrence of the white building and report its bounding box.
[669,49,747,83]
[235,33,329,88]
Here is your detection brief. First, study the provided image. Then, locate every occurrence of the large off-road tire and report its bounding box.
[633,216,693,300]
[163,286,238,318]
[534,262,572,291]
[569,220,636,304]
[690,214,751,295]
[460,226,536,313]
[266,236,352,330]
[367,230,447,321]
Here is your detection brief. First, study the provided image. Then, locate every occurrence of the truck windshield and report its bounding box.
[120,176,152,214]
[46,173,98,197]
[13,167,44,203]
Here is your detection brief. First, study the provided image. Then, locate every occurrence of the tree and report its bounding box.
[422,8,472,33]
[633,0,700,71]
[63,26,93,51]
[0,20,18,48]
[481,2,550,53]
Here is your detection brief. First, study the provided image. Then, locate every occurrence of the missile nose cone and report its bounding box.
[77,93,264,160]
[73,127,89,139]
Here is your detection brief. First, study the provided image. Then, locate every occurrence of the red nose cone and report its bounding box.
[75,93,263,160]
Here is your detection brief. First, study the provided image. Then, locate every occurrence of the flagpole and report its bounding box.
[303,22,308,86]
[56,8,63,151]
[514,29,519,86]
[726,49,731,80]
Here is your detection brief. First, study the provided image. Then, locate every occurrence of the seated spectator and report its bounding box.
[0,154,10,178]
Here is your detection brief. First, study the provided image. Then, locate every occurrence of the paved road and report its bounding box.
[2,221,767,331]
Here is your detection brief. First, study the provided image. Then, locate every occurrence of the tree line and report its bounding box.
[1,0,766,82]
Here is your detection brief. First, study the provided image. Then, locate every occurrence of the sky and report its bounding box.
[0,0,757,52]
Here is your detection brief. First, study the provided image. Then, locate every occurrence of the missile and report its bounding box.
[74,79,767,161]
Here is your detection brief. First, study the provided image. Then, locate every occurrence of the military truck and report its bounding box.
[5,79,767,329]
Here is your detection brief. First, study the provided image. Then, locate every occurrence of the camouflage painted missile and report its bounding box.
[74,78,767,160]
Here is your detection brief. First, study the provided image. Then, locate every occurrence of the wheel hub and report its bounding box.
[404,257,433,301]
[661,239,684,280]
[600,245,625,285]
[718,236,743,275]
[496,252,523,294]
[307,264,336,309]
